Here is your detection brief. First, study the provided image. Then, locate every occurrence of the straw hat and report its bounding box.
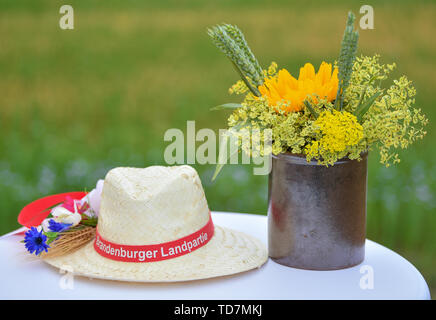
[43,165,267,282]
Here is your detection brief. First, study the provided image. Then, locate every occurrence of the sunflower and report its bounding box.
[258,62,339,112]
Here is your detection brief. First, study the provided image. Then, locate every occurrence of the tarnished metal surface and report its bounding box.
[268,153,368,270]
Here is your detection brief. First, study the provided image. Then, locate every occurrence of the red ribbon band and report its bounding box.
[94,213,214,263]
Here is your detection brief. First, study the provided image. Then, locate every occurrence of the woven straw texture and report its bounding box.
[44,165,267,282]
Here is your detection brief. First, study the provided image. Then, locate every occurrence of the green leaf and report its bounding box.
[210,103,242,111]
[44,231,59,244]
[355,85,368,111]
[303,100,319,119]
[80,217,98,227]
[355,91,383,121]
[211,140,238,181]
[44,231,58,238]
[354,74,380,110]
[212,122,245,181]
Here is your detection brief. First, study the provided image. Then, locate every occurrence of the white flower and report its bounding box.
[41,219,51,233]
[51,206,71,218]
[51,206,81,227]
[60,212,81,226]
[80,179,104,217]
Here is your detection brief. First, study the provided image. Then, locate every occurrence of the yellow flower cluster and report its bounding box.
[227,93,311,157]
[225,57,427,167]
[258,62,338,112]
[305,110,363,164]
[361,76,428,166]
[346,56,428,166]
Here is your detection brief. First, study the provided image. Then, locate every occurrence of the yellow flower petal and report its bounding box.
[258,62,338,112]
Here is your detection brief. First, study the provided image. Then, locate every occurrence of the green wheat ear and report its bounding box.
[208,24,263,96]
[335,11,359,110]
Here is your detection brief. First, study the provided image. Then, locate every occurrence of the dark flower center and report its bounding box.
[35,237,43,245]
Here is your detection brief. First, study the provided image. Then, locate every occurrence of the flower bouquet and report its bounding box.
[208,12,428,269]
[21,180,103,258]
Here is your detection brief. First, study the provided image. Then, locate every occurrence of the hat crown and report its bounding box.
[97,166,210,245]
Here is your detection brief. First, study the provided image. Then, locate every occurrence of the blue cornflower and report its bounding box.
[24,227,50,256]
[48,219,72,232]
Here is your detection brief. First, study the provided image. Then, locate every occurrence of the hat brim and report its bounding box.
[43,225,267,282]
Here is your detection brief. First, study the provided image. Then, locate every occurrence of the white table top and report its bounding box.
[0,212,430,300]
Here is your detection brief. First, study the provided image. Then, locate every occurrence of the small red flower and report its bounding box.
[61,196,88,214]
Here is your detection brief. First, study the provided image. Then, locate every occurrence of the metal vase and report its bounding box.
[268,152,368,270]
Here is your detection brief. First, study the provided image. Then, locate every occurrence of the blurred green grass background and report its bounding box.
[0,0,434,297]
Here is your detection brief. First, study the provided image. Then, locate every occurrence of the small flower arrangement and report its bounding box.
[23,180,103,257]
[208,12,428,178]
